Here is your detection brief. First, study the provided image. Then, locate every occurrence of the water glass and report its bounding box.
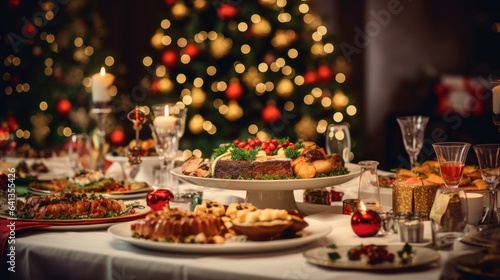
[430,187,467,250]
[325,123,351,162]
[398,214,424,243]
[357,160,382,213]
[68,133,92,172]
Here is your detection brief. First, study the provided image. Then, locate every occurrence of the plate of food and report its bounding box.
[0,192,152,230]
[27,169,152,200]
[303,243,439,271]
[108,201,332,253]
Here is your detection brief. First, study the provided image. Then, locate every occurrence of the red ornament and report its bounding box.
[150,80,159,93]
[317,64,333,82]
[304,70,318,84]
[217,4,237,20]
[6,115,18,131]
[351,209,381,237]
[147,188,174,211]
[165,0,175,6]
[162,49,178,68]
[262,104,282,123]
[109,129,126,146]
[183,43,199,59]
[8,0,21,8]
[56,98,71,116]
[225,81,243,100]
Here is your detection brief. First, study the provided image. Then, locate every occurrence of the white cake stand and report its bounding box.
[171,163,361,211]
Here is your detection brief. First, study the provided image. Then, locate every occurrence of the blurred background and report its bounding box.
[1,0,500,170]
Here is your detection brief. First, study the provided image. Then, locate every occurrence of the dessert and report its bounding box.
[14,192,127,219]
[182,137,347,179]
[194,199,226,216]
[131,208,227,244]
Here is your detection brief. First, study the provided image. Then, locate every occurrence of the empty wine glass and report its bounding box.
[396,116,429,168]
[432,142,471,188]
[325,123,351,162]
[473,144,500,226]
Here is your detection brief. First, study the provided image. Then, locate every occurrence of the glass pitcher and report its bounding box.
[358,160,382,213]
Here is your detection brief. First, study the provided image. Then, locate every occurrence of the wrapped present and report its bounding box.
[393,178,440,220]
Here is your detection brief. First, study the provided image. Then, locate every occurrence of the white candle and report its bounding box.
[91,67,115,103]
[153,105,177,130]
[493,85,500,114]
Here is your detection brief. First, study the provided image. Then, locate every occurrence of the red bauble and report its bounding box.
[351,209,381,237]
[6,115,18,131]
[109,129,125,146]
[183,43,199,59]
[150,80,159,93]
[304,70,318,84]
[317,64,333,82]
[146,188,174,211]
[56,98,71,116]
[217,4,237,20]
[162,49,178,68]
[225,81,243,100]
[262,104,282,123]
[165,0,175,6]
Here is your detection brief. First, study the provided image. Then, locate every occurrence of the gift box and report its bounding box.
[392,178,440,220]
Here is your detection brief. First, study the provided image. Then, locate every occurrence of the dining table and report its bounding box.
[0,157,492,280]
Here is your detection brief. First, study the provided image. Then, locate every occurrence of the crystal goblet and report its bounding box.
[432,142,471,188]
[473,144,500,226]
[396,116,429,168]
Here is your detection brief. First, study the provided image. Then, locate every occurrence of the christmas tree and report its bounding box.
[0,0,118,155]
[141,0,359,157]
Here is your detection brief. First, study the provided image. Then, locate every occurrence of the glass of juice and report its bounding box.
[432,142,471,188]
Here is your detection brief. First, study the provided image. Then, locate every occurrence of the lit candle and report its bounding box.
[493,84,500,114]
[153,105,178,130]
[91,67,115,103]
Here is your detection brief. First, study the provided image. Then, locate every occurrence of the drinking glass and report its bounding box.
[357,160,382,213]
[429,187,467,250]
[396,116,429,168]
[151,103,187,198]
[473,144,500,226]
[68,133,92,172]
[325,123,351,162]
[432,142,471,188]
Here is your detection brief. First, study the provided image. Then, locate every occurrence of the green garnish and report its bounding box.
[397,243,413,264]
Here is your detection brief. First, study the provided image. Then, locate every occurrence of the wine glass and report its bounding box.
[151,102,187,198]
[429,187,467,250]
[432,142,471,188]
[67,133,92,172]
[325,123,351,162]
[473,144,500,226]
[396,116,429,168]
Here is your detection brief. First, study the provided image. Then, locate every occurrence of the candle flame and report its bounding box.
[359,201,366,212]
[164,105,170,116]
[100,67,106,76]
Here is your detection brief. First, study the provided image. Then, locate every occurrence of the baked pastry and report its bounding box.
[194,199,226,216]
[131,208,227,244]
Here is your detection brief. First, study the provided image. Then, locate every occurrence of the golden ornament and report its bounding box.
[276,78,294,98]
[225,100,243,121]
[191,87,207,108]
[251,19,271,37]
[158,77,174,93]
[172,2,189,19]
[210,34,232,59]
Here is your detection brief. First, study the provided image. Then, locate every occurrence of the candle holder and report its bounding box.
[151,103,187,199]
[127,107,147,165]
[90,102,112,172]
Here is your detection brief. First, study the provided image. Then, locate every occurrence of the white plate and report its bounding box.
[303,244,440,271]
[105,155,161,163]
[171,163,361,191]
[0,206,152,230]
[108,217,332,253]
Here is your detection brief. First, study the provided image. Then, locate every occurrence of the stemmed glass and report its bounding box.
[151,103,187,198]
[325,123,351,162]
[473,144,500,226]
[432,142,471,188]
[396,116,429,168]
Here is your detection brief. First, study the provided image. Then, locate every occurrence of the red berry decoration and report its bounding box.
[217,4,237,20]
[262,104,281,123]
[351,208,381,237]
[109,129,126,146]
[225,81,243,100]
[146,188,174,211]
[162,49,178,68]
[56,98,71,116]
